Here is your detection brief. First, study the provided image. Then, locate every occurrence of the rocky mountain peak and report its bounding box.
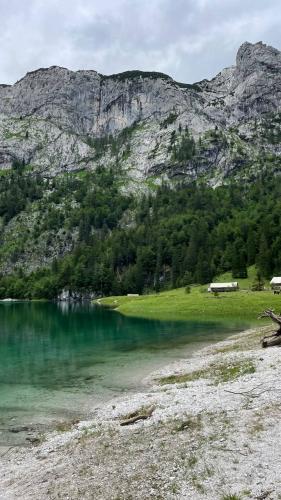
[236,41,281,74]
[15,65,71,85]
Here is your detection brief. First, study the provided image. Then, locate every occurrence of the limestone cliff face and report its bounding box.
[0,41,280,183]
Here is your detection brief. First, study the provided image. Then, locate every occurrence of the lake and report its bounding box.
[0,301,248,445]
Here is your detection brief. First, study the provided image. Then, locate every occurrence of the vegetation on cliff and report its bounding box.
[0,161,281,299]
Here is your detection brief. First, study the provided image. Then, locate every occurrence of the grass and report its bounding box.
[0,169,11,177]
[190,475,205,493]
[221,495,242,500]
[97,286,281,323]
[96,265,281,323]
[216,360,256,382]
[187,455,198,467]
[248,418,265,436]
[159,368,207,385]
[55,419,79,433]
[159,359,256,386]
[172,415,202,432]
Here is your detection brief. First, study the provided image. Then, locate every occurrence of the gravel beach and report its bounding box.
[0,324,280,500]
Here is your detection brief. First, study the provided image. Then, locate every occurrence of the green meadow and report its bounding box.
[97,267,281,323]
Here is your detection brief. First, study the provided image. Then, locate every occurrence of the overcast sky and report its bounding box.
[0,0,280,85]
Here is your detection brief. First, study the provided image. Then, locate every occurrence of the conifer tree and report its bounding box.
[256,235,272,278]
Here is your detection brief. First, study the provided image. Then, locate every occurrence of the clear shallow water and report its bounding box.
[0,301,248,445]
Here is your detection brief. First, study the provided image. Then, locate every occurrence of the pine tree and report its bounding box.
[246,230,257,265]
[171,246,183,288]
[251,271,265,291]
[256,235,272,278]
[154,242,162,292]
[231,240,248,278]
[195,251,213,284]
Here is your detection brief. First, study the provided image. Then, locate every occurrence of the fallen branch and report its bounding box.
[225,382,281,399]
[224,383,264,398]
[213,446,249,456]
[225,388,273,398]
[259,308,281,327]
[0,446,13,458]
[120,406,155,426]
[259,309,281,347]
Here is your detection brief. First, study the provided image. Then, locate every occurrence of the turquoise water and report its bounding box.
[0,301,247,444]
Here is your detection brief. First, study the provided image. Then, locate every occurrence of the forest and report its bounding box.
[0,163,280,299]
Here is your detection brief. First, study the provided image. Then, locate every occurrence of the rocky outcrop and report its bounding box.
[57,288,96,302]
[0,41,280,182]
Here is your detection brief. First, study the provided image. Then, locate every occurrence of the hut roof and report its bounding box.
[210,282,238,289]
[270,277,281,285]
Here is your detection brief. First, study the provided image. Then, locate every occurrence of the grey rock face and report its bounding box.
[236,41,281,74]
[57,288,97,302]
[0,41,280,182]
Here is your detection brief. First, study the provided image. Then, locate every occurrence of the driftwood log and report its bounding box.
[120,406,155,426]
[259,309,281,348]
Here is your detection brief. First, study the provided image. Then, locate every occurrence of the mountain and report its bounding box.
[0,41,281,297]
[0,41,281,186]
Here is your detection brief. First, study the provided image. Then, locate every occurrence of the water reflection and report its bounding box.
[0,301,248,391]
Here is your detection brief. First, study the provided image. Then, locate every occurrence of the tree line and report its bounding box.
[0,164,280,299]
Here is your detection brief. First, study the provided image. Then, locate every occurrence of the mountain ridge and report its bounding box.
[4,40,279,87]
[0,41,280,185]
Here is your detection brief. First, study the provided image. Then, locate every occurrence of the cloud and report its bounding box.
[0,0,280,84]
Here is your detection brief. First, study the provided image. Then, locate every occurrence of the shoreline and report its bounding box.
[0,323,280,499]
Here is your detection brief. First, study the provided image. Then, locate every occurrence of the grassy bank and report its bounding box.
[96,268,281,323]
